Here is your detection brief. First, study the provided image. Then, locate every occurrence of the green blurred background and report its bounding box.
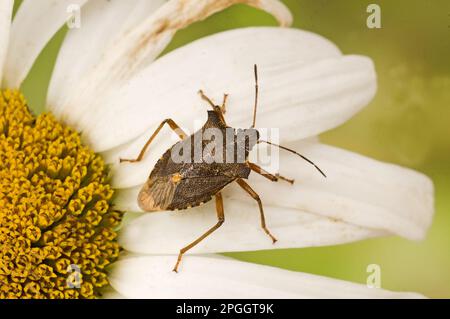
[17,0,449,297]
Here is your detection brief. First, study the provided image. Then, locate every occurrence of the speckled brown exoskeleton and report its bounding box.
[120,65,326,272]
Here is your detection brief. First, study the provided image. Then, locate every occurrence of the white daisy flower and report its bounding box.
[0,0,433,299]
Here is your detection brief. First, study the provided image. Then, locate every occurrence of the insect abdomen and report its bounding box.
[167,174,234,210]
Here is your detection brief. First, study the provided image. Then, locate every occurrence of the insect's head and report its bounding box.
[212,105,226,124]
[206,109,227,127]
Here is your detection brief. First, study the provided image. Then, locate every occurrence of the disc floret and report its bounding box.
[0,90,122,299]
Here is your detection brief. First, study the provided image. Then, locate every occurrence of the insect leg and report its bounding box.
[235,179,277,244]
[198,89,216,108]
[119,119,188,163]
[172,192,225,273]
[199,90,227,116]
[247,162,294,184]
[220,93,229,114]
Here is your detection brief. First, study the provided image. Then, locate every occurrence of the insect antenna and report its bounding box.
[258,140,327,178]
[251,64,259,128]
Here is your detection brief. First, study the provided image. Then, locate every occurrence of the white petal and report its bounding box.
[118,197,383,254]
[85,27,375,153]
[0,0,13,85]
[0,0,14,88]
[3,0,88,88]
[114,187,142,212]
[47,0,165,116]
[109,255,425,299]
[117,141,433,254]
[228,141,434,241]
[100,287,128,299]
[55,0,291,134]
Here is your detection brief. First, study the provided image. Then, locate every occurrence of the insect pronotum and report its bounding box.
[120,65,326,272]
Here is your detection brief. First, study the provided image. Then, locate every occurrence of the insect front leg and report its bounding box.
[247,162,294,184]
[220,93,228,114]
[172,192,225,273]
[236,178,277,244]
[198,90,228,115]
[198,89,216,108]
[119,119,188,163]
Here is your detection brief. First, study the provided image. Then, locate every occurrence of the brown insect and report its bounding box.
[120,65,326,272]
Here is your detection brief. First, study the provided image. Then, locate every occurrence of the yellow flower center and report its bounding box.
[0,90,122,299]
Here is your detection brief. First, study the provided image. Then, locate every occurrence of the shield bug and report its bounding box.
[120,65,326,272]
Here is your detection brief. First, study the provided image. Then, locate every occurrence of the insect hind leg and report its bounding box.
[172,192,225,272]
[236,178,277,244]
